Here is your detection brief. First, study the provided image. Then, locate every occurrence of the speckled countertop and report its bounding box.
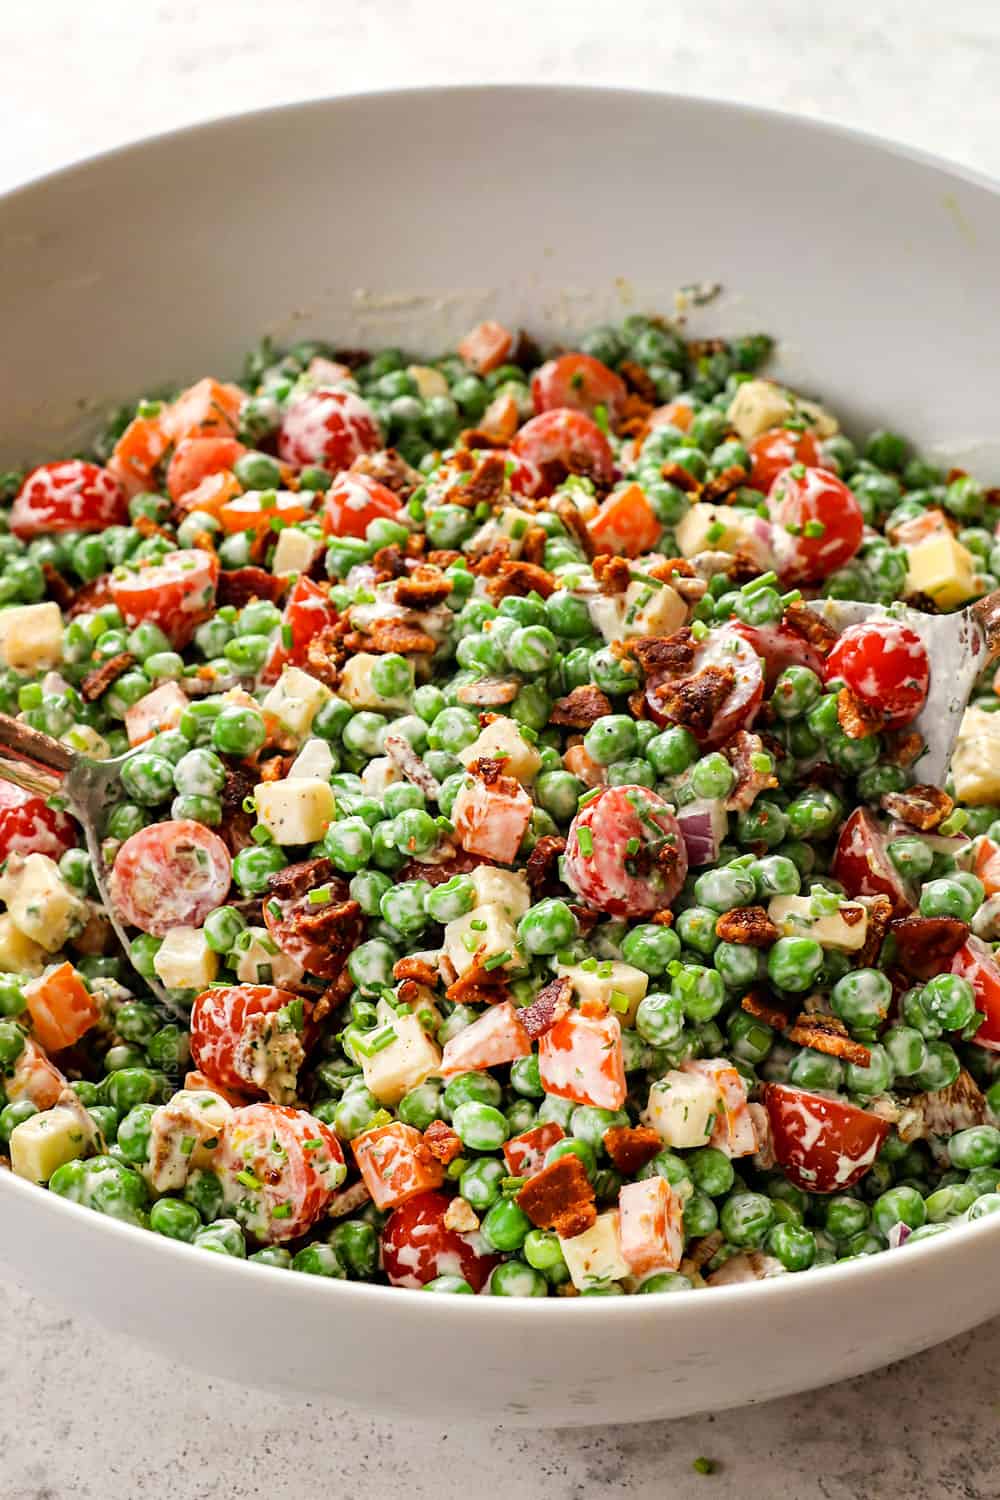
[5,4,1000,1495]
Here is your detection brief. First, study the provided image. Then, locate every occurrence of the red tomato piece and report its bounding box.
[0,782,76,863]
[974,838,1000,897]
[619,1177,684,1277]
[730,621,825,688]
[440,1000,532,1076]
[538,1007,627,1110]
[109,548,219,648]
[190,984,301,1095]
[173,470,243,520]
[889,507,950,546]
[107,414,171,497]
[748,427,823,493]
[165,378,245,443]
[510,409,615,497]
[108,820,232,937]
[261,576,339,684]
[4,1037,66,1110]
[564,784,688,918]
[643,625,764,748]
[24,963,100,1054]
[217,1102,345,1243]
[321,471,402,539]
[166,436,246,503]
[824,621,930,729]
[10,461,127,539]
[353,1122,446,1212]
[762,1083,889,1193]
[452,777,533,866]
[124,681,190,746]
[457,320,514,375]
[831,807,913,915]
[532,353,628,425]
[218,491,311,536]
[262,881,360,980]
[586,483,662,558]
[952,937,1000,1052]
[767,466,864,584]
[380,1190,500,1290]
[277,388,382,470]
[502,1121,565,1178]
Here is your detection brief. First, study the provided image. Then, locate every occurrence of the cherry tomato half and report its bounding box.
[831,807,913,916]
[824,621,930,729]
[109,548,220,648]
[748,427,822,493]
[261,576,339,684]
[321,471,402,539]
[10,461,127,539]
[531,353,628,425]
[952,937,1000,1052]
[510,409,615,496]
[644,625,764,748]
[108,820,232,936]
[217,1102,345,1243]
[166,437,246,503]
[763,1082,889,1193]
[0,782,76,863]
[380,1190,500,1290]
[278,388,382,470]
[190,983,300,1095]
[564,784,688,918]
[767,467,864,584]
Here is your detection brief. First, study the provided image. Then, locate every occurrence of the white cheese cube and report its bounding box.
[619,578,687,640]
[559,1210,629,1291]
[904,532,978,609]
[560,960,649,1027]
[0,852,87,952]
[408,364,449,399]
[153,926,218,991]
[146,1089,233,1191]
[338,652,410,712]
[360,755,402,797]
[360,1011,443,1106]
[767,894,868,952]
[727,380,837,443]
[443,903,519,978]
[952,707,1000,804]
[0,914,46,975]
[261,666,331,741]
[61,723,112,759]
[254,777,335,845]
[235,927,305,988]
[470,866,531,921]
[675,503,771,567]
[0,602,64,671]
[645,1069,718,1150]
[271,526,323,577]
[458,716,541,784]
[9,1106,89,1183]
[587,593,626,644]
[288,737,336,781]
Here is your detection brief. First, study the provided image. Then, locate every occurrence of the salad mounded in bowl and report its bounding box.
[1,313,1000,1297]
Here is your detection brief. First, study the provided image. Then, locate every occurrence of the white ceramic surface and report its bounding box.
[3,85,1000,1426]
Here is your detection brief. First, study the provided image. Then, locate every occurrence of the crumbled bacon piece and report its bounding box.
[837,686,886,739]
[484,560,557,602]
[741,988,792,1030]
[660,461,702,494]
[889,915,969,980]
[781,600,838,655]
[786,1013,871,1067]
[392,955,439,987]
[457,452,507,510]
[80,651,135,703]
[272,897,364,981]
[618,360,659,404]
[681,1230,724,1275]
[353,618,438,655]
[394,566,452,610]
[550,685,613,729]
[723,730,778,812]
[651,664,736,737]
[469,755,505,787]
[327,1179,373,1219]
[899,1069,989,1142]
[516,1154,597,1239]
[525,835,567,895]
[257,753,294,783]
[423,1120,463,1166]
[519,976,572,1041]
[370,544,411,582]
[630,628,696,679]
[68,574,114,618]
[602,1125,663,1175]
[426,548,461,569]
[267,857,338,902]
[444,962,509,1009]
[519,526,548,567]
[350,447,422,499]
[305,621,350,686]
[383,734,442,798]
[856,894,894,968]
[882,783,954,832]
[703,465,751,503]
[592,554,632,595]
[216,567,286,609]
[41,562,75,612]
[714,906,780,948]
[882,729,925,768]
[748,1102,776,1171]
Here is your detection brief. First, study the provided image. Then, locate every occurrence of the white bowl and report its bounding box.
[2,86,1000,1426]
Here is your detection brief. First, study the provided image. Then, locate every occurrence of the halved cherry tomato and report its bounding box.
[278,388,382,470]
[952,937,1000,1051]
[452,776,533,866]
[748,427,822,493]
[217,1102,345,1243]
[538,1006,627,1110]
[218,491,311,536]
[510,409,615,496]
[532,353,628,425]
[763,1082,890,1193]
[831,807,913,915]
[564,785,688,918]
[380,1189,500,1289]
[824,621,930,729]
[587,483,661,558]
[23,963,100,1054]
[974,837,1000,897]
[190,984,300,1095]
[108,414,171,497]
[166,436,246,502]
[730,621,825,687]
[767,467,864,584]
[108,820,232,936]
[321,471,402,539]
[10,461,127,539]
[457,320,514,375]
[0,781,76,863]
[109,548,219,647]
[261,576,339,684]
[643,625,764,748]
[165,378,245,443]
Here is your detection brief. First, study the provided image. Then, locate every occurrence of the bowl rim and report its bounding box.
[2,80,1000,1317]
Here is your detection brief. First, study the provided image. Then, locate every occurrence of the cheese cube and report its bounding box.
[254,777,335,844]
[0,602,64,671]
[360,1011,443,1106]
[261,666,331,741]
[727,380,837,442]
[560,960,649,1027]
[469,866,531,920]
[559,1210,629,1291]
[408,364,449,399]
[9,1106,89,1183]
[288,737,336,781]
[0,914,46,975]
[271,526,323,577]
[338,652,410,712]
[0,853,87,952]
[360,755,402,797]
[619,578,687,640]
[153,926,218,991]
[675,502,771,566]
[767,894,868,952]
[234,927,304,988]
[952,707,1000,804]
[61,723,112,759]
[443,903,519,978]
[645,1068,718,1150]
[458,715,541,784]
[146,1089,233,1191]
[587,593,626,644]
[904,532,978,609]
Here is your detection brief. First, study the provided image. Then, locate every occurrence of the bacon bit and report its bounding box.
[444,963,510,1009]
[463,393,521,448]
[550,684,613,730]
[741,988,792,1030]
[327,1178,373,1220]
[458,426,507,451]
[602,1124,663,1175]
[484,559,557,603]
[889,914,969,979]
[257,752,294,783]
[354,618,438,656]
[394,565,452,610]
[555,499,599,561]
[516,526,546,568]
[216,567,286,609]
[516,1154,597,1239]
[469,755,505,788]
[312,970,352,1023]
[659,461,702,495]
[787,1013,871,1067]
[423,551,459,572]
[519,976,573,1041]
[882,729,925,768]
[423,1120,464,1167]
[370,544,411,582]
[41,562,76,611]
[882,783,954,832]
[715,906,780,948]
[781,600,838,655]
[703,465,751,503]
[80,651,135,703]
[652,909,675,927]
[651,664,736,738]
[350,447,422,499]
[592,554,632,595]
[568,903,600,935]
[71,904,114,957]
[899,1069,989,1143]
[647,556,696,583]
[133,513,174,543]
[748,1102,776,1171]
[67,574,113,618]
[266,856,338,902]
[630,628,696,679]
[681,1230,724,1275]
[305,621,350,686]
[903,591,942,615]
[837,686,886,739]
[454,452,507,511]
[393,955,438,987]
[618,359,659,405]
[398,850,492,888]
[525,835,567,895]
[274,897,364,981]
[723,729,779,812]
[856,894,894,968]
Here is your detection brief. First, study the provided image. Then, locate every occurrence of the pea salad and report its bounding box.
[2,314,1000,1297]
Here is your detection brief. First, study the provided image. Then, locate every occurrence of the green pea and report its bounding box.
[509,1054,544,1099]
[120,752,175,806]
[635,991,685,1047]
[767,936,824,993]
[720,1191,774,1247]
[845,1042,894,1096]
[0,976,25,1019]
[882,1024,927,1079]
[583,715,638,767]
[727,1009,774,1064]
[787,1047,843,1091]
[232,844,287,894]
[423,1274,474,1294]
[949,1125,1000,1170]
[116,1001,160,1046]
[147,1197,201,1243]
[148,1025,191,1071]
[921,973,976,1032]
[328,1220,378,1280]
[736,800,788,850]
[919,878,978,923]
[637,1271,693,1294]
[672,962,725,1021]
[675,907,720,957]
[211,706,267,757]
[443,1071,503,1112]
[203,905,247,955]
[766,1221,816,1271]
[786,788,842,840]
[380,879,430,936]
[481,1197,531,1253]
[620,923,680,975]
[714,941,763,989]
[694,864,756,912]
[459,1158,506,1212]
[517,899,578,956]
[0,1098,37,1142]
[173,746,227,798]
[913,1039,962,1093]
[830,968,892,1030]
[872,1185,926,1237]
[324,815,374,873]
[184,1168,225,1223]
[191,1218,247,1258]
[647,726,699,776]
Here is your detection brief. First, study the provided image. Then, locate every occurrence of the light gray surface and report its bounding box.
[5,1,1000,1493]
